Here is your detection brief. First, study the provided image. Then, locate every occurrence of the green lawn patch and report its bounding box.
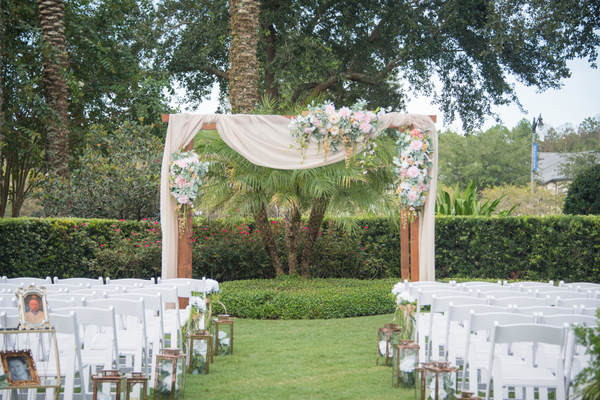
[184,313,414,399]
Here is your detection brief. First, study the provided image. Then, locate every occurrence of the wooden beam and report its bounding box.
[410,215,420,282]
[400,211,410,281]
[161,114,437,125]
[177,140,194,309]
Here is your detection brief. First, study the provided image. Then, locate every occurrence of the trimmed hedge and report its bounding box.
[1,215,599,283]
[210,276,398,319]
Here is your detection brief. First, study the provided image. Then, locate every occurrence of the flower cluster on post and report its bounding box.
[392,126,434,223]
[169,148,210,236]
[392,282,417,340]
[289,100,387,167]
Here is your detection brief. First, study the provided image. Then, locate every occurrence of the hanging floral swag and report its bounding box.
[289,100,388,169]
[169,148,210,237]
[392,125,434,225]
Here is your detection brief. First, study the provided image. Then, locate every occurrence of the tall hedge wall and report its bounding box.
[0,216,598,283]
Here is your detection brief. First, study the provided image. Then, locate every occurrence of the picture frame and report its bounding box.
[15,285,51,330]
[0,350,41,386]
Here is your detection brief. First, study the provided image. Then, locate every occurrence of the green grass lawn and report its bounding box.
[184,313,415,399]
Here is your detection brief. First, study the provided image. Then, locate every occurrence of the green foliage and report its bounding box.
[479,185,565,216]
[1,215,599,284]
[435,215,600,283]
[573,309,600,400]
[563,165,600,215]
[38,122,164,219]
[438,122,532,188]
[209,277,398,320]
[158,0,600,131]
[435,182,513,216]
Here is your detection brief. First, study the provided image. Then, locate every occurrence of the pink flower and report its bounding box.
[362,247,365,250]
[82,223,86,226]
[311,116,320,125]
[324,104,335,115]
[339,107,351,118]
[100,244,104,247]
[175,175,188,187]
[175,159,187,168]
[177,195,189,204]
[408,190,419,202]
[410,140,424,151]
[354,111,365,122]
[406,166,421,179]
[303,127,313,135]
[364,112,374,123]
[359,121,372,134]
[410,129,423,139]
[143,218,147,221]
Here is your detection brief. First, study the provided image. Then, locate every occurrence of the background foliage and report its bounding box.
[563,165,600,216]
[1,215,599,284]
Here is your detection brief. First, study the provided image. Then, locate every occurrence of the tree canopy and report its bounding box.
[157,0,600,131]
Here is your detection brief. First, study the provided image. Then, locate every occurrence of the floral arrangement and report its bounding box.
[392,125,434,223]
[169,148,210,236]
[398,353,418,388]
[289,100,387,167]
[392,282,417,340]
[181,278,224,351]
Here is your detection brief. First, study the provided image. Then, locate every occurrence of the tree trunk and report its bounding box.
[0,0,6,218]
[228,0,260,113]
[38,0,70,178]
[254,204,284,276]
[300,197,327,278]
[284,208,301,275]
[263,23,279,102]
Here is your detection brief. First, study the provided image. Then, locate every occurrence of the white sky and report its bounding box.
[181,57,599,134]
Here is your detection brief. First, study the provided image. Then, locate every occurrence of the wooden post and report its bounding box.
[410,215,420,282]
[177,141,194,309]
[400,210,410,280]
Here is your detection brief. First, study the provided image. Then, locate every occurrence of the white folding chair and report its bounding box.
[5,277,52,286]
[556,298,600,309]
[46,293,90,307]
[53,277,104,286]
[467,286,512,296]
[511,281,555,290]
[512,305,576,316]
[480,291,531,299]
[490,296,549,308]
[83,298,149,380]
[487,323,569,400]
[106,277,156,286]
[538,291,588,306]
[458,281,502,288]
[47,298,76,311]
[45,283,91,293]
[463,312,533,393]
[579,306,598,317]
[51,306,119,392]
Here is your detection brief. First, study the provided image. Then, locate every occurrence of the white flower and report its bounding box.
[399,355,416,373]
[330,125,340,136]
[401,161,409,169]
[378,340,391,356]
[397,290,415,303]
[191,296,206,312]
[391,282,406,296]
[194,340,208,355]
[328,113,340,125]
[356,136,365,143]
[218,331,228,339]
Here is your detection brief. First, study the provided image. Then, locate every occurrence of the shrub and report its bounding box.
[563,164,600,215]
[210,276,398,319]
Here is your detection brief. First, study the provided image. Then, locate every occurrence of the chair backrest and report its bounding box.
[469,312,535,333]
[410,285,458,299]
[0,283,24,291]
[492,323,566,346]
[538,314,598,328]
[567,282,600,290]
[512,305,576,316]
[84,298,146,320]
[511,281,554,289]
[0,296,16,307]
[6,277,52,286]
[540,291,588,305]
[54,277,104,286]
[47,293,90,306]
[0,307,19,316]
[580,307,598,317]
[45,283,90,292]
[480,291,530,299]
[469,286,512,295]
[416,289,468,307]
[556,298,600,309]
[106,292,163,313]
[47,298,76,311]
[490,296,549,308]
[431,295,487,314]
[458,281,502,287]
[106,277,156,286]
[128,286,180,304]
[447,304,508,325]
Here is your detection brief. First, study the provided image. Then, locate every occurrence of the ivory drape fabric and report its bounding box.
[161,113,437,281]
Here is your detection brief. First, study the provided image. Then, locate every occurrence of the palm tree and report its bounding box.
[37,0,70,177]
[197,130,399,278]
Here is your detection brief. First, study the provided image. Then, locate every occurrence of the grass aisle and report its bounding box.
[185,313,415,399]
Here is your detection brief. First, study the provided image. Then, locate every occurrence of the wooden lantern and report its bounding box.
[377,323,402,366]
[124,372,148,400]
[393,339,420,388]
[211,315,234,356]
[187,329,213,375]
[154,349,186,400]
[421,361,459,400]
[92,369,123,400]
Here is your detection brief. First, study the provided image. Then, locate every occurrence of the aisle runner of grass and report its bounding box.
[185,313,415,399]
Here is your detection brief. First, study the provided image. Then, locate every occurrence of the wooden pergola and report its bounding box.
[162,113,436,305]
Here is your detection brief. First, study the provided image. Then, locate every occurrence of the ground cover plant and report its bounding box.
[183,313,414,400]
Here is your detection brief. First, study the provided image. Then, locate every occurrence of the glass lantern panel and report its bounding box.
[378,337,392,365]
[156,359,175,400]
[415,368,423,400]
[217,324,232,356]
[439,371,458,400]
[96,384,119,400]
[190,338,208,375]
[398,348,418,389]
[175,358,186,399]
[424,370,437,400]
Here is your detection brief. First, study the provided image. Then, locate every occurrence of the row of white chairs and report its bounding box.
[0,277,217,399]
[397,280,599,400]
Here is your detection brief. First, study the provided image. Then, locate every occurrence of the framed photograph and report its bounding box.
[0,350,41,386]
[15,286,51,330]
